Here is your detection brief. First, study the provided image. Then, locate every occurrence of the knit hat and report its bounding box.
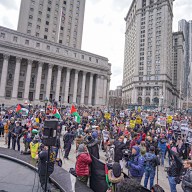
[150,146,155,152]
[112,162,121,178]
[92,131,98,139]
[77,144,85,157]
[132,146,140,156]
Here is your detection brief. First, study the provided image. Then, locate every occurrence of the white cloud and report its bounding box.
[0,0,191,90]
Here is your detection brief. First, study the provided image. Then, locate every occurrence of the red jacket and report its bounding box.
[76,153,92,176]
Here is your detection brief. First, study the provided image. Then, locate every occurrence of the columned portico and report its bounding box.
[45,64,53,99]
[35,62,43,101]
[24,59,32,99]
[95,75,100,105]
[80,71,86,105]
[55,66,62,102]
[88,73,93,106]
[72,70,79,103]
[12,57,21,99]
[0,54,9,97]
[64,68,71,104]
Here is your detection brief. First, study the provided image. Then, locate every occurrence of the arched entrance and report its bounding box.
[153,97,159,105]
[138,97,142,105]
[145,97,150,105]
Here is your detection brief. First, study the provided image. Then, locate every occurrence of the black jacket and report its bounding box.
[114,140,126,162]
[87,139,100,159]
[182,168,192,192]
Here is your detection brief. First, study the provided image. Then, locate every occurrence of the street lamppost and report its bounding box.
[44,97,48,114]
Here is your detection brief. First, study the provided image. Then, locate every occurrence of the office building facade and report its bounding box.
[122,0,178,108]
[17,0,85,49]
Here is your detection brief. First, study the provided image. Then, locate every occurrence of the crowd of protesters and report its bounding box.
[0,104,192,192]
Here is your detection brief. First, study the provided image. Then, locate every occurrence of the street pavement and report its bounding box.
[0,136,182,192]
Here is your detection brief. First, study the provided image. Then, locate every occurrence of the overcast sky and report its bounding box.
[0,0,191,90]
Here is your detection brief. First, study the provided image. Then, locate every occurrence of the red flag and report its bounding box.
[70,105,77,114]
[16,104,21,113]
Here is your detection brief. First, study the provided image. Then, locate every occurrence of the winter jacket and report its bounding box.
[182,168,192,192]
[128,146,144,177]
[76,153,92,176]
[87,139,100,159]
[158,139,167,154]
[114,140,126,162]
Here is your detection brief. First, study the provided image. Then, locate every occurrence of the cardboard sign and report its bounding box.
[167,116,173,124]
[147,116,154,122]
[83,112,88,117]
[186,130,192,145]
[136,116,142,125]
[160,117,166,127]
[130,120,135,128]
[104,113,111,120]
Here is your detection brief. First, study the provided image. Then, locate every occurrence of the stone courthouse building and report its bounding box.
[0,0,111,106]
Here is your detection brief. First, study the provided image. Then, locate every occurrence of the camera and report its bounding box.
[122,149,133,161]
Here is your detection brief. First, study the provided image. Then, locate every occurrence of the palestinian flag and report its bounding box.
[70,105,81,123]
[52,108,61,119]
[16,104,22,113]
[105,164,111,188]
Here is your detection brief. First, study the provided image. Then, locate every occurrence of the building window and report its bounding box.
[56,48,59,53]
[30,83,34,88]
[46,21,49,25]
[41,84,44,89]
[36,42,40,47]
[44,35,47,39]
[29,15,33,19]
[96,59,98,63]
[25,39,29,45]
[45,28,48,32]
[27,30,31,34]
[18,92,23,98]
[47,7,51,12]
[6,90,11,98]
[61,26,64,30]
[0,33,5,38]
[37,18,41,22]
[64,1,66,5]
[47,45,50,50]
[47,14,50,19]
[13,36,18,42]
[89,57,92,61]
[37,25,40,29]
[36,33,39,37]
[19,81,24,87]
[39,11,42,15]
[81,55,84,59]
[28,22,32,27]
[39,94,43,100]
[59,40,62,44]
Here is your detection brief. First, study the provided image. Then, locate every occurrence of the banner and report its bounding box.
[90,155,108,192]
[160,117,166,127]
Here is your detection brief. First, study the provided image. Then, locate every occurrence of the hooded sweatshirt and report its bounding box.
[129,146,144,177]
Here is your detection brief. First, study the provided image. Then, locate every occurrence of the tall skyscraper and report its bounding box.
[178,19,192,99]
[122,0,177,108]
[17,0,85,49]
[172,32,184,108]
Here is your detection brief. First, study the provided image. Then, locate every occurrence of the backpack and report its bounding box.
[144,153,156,171]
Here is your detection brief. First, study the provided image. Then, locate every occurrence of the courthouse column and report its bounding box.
[72,70,79,103]
[55,66,62,102]
[95,75,100,105]
[12,57,22,99]
[64,68,71,103]
[80,71,87,105]
[150,88,154,104]
[88,73,93,106]
[0,54,9,97]
[35,62,43,101]
[45,64,53,99]
[103,77,107,105]
[24,59,32,99]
